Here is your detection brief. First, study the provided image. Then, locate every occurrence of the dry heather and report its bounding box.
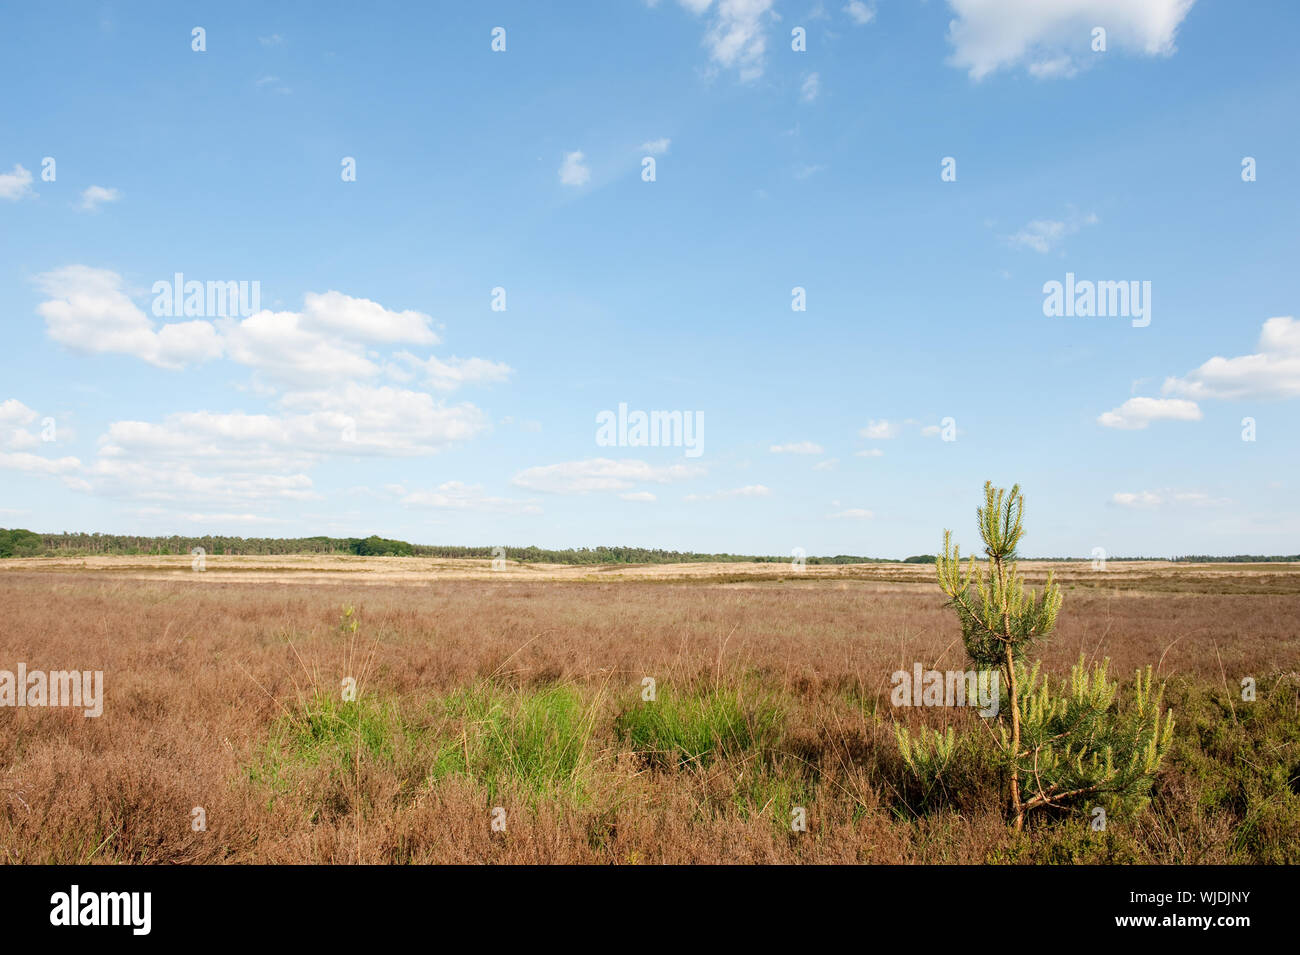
[0,562,1297,864]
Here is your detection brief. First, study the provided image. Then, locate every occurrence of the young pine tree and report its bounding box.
[917,481,1174,830]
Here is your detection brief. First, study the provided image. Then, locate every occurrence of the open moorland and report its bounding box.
[1,557,1297,863]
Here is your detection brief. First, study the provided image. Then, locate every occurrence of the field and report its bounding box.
[1,556,1297,864]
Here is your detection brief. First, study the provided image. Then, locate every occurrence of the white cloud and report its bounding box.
[770,441,823,454]
[395,481,541,515]
[0,399,41,450]
[0,163,35,200]
[79,185,121,211]
[182,512,288,524]
[1161,317,1300,400]
[859,419,897,439]
[800,72,821,102]
[55,384,488,507]
[620,491,657,502]
[0,451,81,475]
[843,2,876,25]
[35,269,505,392]
[35,266,223,369]
[1097,396,1202,430]
[946,0,1196,81]
[682,0,775,82]
[0,399,37,428]
[222,308,377,383]
[276,384,490,454]
[28,269,509,511]
[397,353,513,391]
[854,448,884,457]
[78,456,317,504]
[98,387,486,468]
[301,290,438,345]
[1112,489,1229,509]
[685,484,771,501]
[829,507,873,519]
[259,34,283,45]
[513,458,705,494]
[813,458,838,471]
[1027,55,1078,79]
[559,151,591,186]
[640,138,671,155]
[1007,210,1098,253]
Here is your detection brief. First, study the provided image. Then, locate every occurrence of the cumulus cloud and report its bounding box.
[34,267,506,391]
[1161,317,1300,401]
[640,138,671,155]
[35,266,223,369]
[301,290,438,344]
[79,185,121,211]
[770,441,824,454]
[276,384,490,454]
[0,399,41,450]
[513,458,705,494]
[25,269,509,515]
[1097,396,1202,430]
[222,308,377,383]
[854,448,884,458]
[945,0,1196,81]
[51,384,489,506]
[0,163,35,200]
[0,451,81,475]
[559,151,590,186]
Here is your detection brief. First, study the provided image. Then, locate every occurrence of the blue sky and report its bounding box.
[2,0,1298,558]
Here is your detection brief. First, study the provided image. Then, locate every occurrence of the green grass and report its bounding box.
[615,686,785,769]
[426,684,603,802]
[247,693,409,793]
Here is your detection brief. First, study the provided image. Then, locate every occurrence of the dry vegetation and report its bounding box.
[1,558,1297,864]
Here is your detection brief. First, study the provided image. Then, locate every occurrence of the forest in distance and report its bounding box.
[0,528,1296,564]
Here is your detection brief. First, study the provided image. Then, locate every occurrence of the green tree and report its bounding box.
[904,482,1174,830]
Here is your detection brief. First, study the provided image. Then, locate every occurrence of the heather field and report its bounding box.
[1,558,1296,864]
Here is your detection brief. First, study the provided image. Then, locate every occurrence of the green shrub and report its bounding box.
[427,684,601,801]
[615,687,784,769]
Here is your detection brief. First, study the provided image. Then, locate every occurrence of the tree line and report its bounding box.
[2,529,1294,564]
[2,530,895,564]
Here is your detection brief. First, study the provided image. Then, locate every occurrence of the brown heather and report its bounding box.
[0,559,1297,864]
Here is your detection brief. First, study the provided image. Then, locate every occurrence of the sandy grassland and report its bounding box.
[1,558,1297,864]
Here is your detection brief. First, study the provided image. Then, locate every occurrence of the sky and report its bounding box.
[1,0,1298,559]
